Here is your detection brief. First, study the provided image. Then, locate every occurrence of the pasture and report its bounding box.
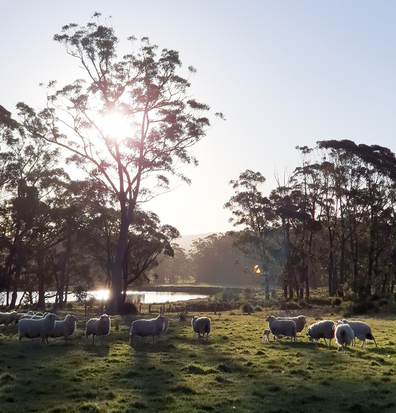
[0,308,396,413]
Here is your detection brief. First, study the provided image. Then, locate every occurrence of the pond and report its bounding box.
[1,290,208,306]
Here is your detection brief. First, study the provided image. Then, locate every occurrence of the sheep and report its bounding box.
[266,316,296,342]
[192,316,211,339]
[334,321,355,352]
[14,311,34,325]
[18,313,58,345]
[340,319,377,349]
[306,320,336,347]
[277,315,306,334]
[262,329,270,342]
[49,314,78,344]
[85,314,111,345]
[129,315,169,344]
[0,311,17,329]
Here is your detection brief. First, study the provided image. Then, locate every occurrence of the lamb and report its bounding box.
[339,319,377,349]
[18,313,58,345]
[277,315,306,334]
[334,321,355,352]
[85,314,111,345]
[0,311,17,328]
[262,329,270,342]
[49,314,78,344]
[192,316,211,339]
[266,315,296,342]
[129,315,169,344]
[306,320,336,347]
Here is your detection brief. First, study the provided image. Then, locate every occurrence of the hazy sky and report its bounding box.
[2,1,395,235]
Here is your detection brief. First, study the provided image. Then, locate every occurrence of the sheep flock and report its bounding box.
[0,307,380,355]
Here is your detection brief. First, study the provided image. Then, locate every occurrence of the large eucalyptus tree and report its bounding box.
[16,13,222,313]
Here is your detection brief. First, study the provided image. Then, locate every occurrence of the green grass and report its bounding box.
[1,308,396,412]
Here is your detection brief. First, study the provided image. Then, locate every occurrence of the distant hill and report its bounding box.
[175,233,214,251]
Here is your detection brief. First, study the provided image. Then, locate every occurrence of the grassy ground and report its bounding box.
[0,305,396,413]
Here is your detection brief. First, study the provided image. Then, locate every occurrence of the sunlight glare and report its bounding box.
[92,289,110,301]
[102,113,130,138]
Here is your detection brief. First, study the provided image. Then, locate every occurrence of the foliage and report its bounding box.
[226,140,396,300]
[224,170,280,299]
[15,13,222,313]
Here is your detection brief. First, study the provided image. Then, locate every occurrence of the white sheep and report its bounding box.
[334,321,355,352]
[262,329,270,342]
[192,316,211,339]
[49,314,78,344]
[266,316,296,342]
[129,315,169,344]
[14,311,34,324]
[340,319,377,349]
[85,314,111,345]
[277,315,306,334]
[306,320,336,346]
[0,311,17,328]
[18,313,58,345]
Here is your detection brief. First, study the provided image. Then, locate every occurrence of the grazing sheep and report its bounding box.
[18,313,58,345]
[262,329,270,342]
[306,320,336,347]
[129,315,169,344]
[14,311,34,324]
[334,321,355,352]
[49,314,78,344]
[0,311,17,328]
[85,314,111,345]
[266,316,296,342]
[340,319,377,349]
[277,315,306,334]
[192,316,211,339]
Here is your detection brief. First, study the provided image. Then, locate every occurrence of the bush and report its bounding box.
[332,298,342,306]
[308,297,332,306]
[242,303,254,314]
[352,301,380,315]
[279,301,301,310]
[222,288,241,303]
[119,302,138,315]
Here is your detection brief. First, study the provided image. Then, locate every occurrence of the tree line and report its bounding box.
[224,142,396,301]
[1,13,395,310]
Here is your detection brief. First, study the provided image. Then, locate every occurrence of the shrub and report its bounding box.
[279,301,301,310]
[352,301,380,315]
[222,288,241,303]
[333,298,342,306]
[119,302,138,315]
[242,303,254,314]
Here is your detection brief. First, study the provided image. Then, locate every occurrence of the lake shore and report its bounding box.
[131,284,225,295]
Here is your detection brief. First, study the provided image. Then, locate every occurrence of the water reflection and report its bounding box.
[1,290,208,306]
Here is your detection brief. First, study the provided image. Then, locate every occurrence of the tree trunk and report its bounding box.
[106,206,129,314]
[37,249,45,308]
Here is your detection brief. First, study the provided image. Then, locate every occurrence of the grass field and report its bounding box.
[1,305,396,413]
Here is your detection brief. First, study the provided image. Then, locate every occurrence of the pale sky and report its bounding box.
[1,1,395,235]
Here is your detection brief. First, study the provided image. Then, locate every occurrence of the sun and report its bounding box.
[102,112,130,138]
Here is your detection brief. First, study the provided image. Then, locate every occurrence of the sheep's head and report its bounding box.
[46,313,58,321]
[266,315,276,323]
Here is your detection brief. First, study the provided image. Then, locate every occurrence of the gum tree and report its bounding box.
[17,13,223,313]
[224,170,278,299]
